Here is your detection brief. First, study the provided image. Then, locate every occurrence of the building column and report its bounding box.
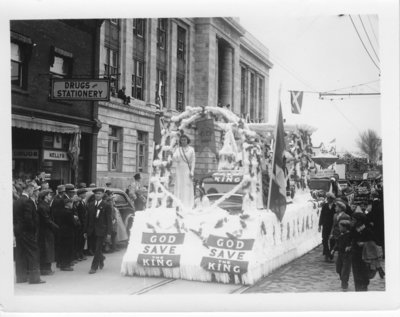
[220,45,233,107]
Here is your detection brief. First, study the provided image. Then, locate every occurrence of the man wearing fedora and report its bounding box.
[51,184,67,269]
[318,192,336,262]
[85,188,112,274]
[53,184,76,271]
[75,188,88,261]
[13,182,45,284]
[37,189,59,275]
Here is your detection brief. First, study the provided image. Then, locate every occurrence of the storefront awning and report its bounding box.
[12,114,80,134]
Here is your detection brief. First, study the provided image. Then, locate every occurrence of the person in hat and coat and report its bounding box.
[74,188,88,260]
[51,184,67,267]
[329,200,351,258]
[85,188,112,274]
[350,211,376,291]
[37,189,59,275]
[318,192,336,261]
[53,185,76,271]
[13,182,45,284]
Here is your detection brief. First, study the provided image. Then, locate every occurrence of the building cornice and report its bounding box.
[240,36,273,69]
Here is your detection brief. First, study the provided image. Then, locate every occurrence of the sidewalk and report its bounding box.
[245,244,385,293]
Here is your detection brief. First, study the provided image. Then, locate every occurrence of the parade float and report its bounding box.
[121,106,321,285]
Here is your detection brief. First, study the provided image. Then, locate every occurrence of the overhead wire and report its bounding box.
[324,79,380,93]
[358,15,380,63]
[367,15,379,49]
[349,15,380,72]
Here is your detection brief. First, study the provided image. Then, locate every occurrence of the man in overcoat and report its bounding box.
[13,182,45,284]
[37,189,59,275]
[51,185,67,268]
[74,188,88,261]
[318,192,336,262]
[85,188,112,274]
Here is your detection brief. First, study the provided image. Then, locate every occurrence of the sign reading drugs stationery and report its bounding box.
[137,232,185,268]
[51,79,110,101]
[200,235,255,274]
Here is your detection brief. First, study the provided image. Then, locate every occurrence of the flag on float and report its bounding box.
[153,81,163,160]
[329,138,336,143]
[268,101,287,221]
[290,91,303,114]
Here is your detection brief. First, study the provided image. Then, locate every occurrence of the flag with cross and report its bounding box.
[290,91,303,114]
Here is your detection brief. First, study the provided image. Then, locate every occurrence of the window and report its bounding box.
[157,19,167,49]
[250,73,256,121]
[156,69,166,107]
[240,66,247,115]
[133,19,145,38]
[131,60,144,100]
[258,77,264,122]
[104,47,119,93]
[49,46,73,78]
[136,131,148,173]
[50,56,70,77]
[176,75,185,112]
[177,26,186,60]
[108,126,122,171]
[11,42,24,87]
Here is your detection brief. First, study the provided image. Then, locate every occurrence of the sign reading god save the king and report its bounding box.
[201,235,255,274]
[51,79,110,101]
[137,233,185,268]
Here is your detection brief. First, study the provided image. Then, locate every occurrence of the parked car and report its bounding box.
[84,187,135,235]
[206,193,243,214]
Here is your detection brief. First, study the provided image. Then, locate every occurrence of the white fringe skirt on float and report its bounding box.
[121,193,321,285]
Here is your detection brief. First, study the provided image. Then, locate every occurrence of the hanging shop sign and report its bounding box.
[43,150,69,161]
[137,232,185,268]
[13,149,39,159]
[51,79,110,101]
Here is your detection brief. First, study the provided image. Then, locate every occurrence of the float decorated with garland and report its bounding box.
[121,106,321,285]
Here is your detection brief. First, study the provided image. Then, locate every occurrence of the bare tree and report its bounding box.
[356,129,381,164]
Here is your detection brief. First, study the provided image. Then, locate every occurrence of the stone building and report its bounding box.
[11,20,102,188]
[95,18,273,189]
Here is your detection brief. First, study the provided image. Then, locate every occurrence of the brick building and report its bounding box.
[11,20,102,188]
[96,18,273,190]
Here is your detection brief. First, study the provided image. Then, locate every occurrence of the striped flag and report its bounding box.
[268,102,287,221]
[290,91,303,114]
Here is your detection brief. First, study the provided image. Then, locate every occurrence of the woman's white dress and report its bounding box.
[173,146,195,211]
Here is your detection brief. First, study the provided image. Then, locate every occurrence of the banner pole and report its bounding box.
[267,84,282,211]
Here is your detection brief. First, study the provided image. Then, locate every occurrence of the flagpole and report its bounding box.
[146,81,164,208]
[267,85,283,211]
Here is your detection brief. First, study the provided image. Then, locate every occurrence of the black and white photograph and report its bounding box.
[1,0,399,315]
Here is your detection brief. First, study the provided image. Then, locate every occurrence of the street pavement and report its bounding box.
[14,244,385,295]
[245,244,385,293]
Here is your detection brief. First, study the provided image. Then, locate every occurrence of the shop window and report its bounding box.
[177,26,186,60]
[104,47,119,95]
[108,126,123,171]
[157,19,167,50]
[133,19,145,38]
[176,75,185,112]
[136,131,148,173]
[131,60,144,100]
[156,69,166,107]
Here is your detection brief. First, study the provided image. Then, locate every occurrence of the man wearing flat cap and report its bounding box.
[85,188,112,274]
[37,189,59,275]
[13,182,45,284]
[319,192,336,262]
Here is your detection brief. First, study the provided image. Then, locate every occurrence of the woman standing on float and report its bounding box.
[173,134,195,211]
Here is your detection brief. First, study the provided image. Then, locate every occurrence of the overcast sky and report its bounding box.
[239,14,381,153]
